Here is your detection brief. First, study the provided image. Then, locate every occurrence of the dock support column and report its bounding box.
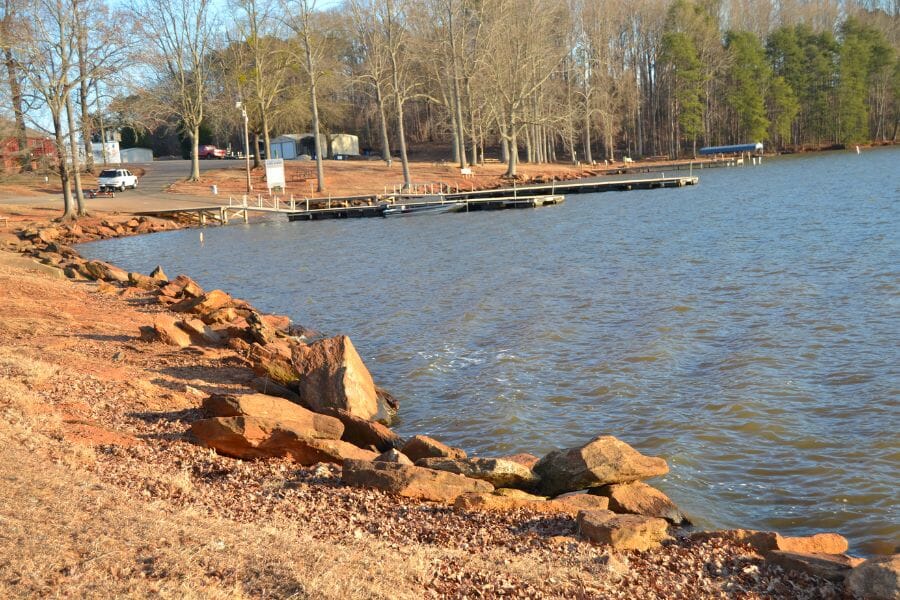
[242,209,249,224]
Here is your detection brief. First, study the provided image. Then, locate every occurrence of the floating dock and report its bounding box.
[133,174,697,224]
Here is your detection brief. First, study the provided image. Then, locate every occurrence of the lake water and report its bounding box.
[82,147,900,554]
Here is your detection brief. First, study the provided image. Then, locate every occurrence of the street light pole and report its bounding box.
[236,101,252,194]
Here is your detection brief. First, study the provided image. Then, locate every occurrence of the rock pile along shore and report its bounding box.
[3,214,897,600]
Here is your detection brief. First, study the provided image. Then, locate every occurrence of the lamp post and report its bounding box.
[236,101,252,194]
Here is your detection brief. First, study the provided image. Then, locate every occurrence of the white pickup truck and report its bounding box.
[97,169,138,192]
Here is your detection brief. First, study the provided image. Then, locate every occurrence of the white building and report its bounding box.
[120,147,153,163]
[270,133,360,160]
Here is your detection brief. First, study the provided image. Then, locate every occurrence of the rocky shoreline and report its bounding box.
[1,210,897,598]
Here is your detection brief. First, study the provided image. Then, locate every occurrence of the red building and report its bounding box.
[1,123,56,172]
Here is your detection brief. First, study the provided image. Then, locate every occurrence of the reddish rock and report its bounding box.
[158,274,204,299]
[416,457,538,489]
[533,436,669,496]
[149,265,168,283]
[144,314,192,348]
[201,393,343,440]
[847,554,900,600]
[177,318,223,345]
[171,289,234,315]
[766,551,860,583]
[577,510,670,551]
[775,532,849,555]
[400,435,467,463]
[593,481,689,525]
[202,306,239,324]
[128,271,158,290]
[190,416,372,464]
[321,407,401,452]
[342,458,493,503]
[500,453,540,469]
[261,314,292,332]
[246,311,277,345]
[292,335,378,420]
[81,260,129,283]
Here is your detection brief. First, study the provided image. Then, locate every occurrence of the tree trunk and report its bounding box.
[466,78,477,166]
[582,106,592,164]
[190,126,201,181]
[450,111,460,164]
[4,48,29,171]
[262,110,272,162]
[95,84,109,165]
[394,94,411,189]
[252,131,261,169]
[65,93,87,216]
[52,109,75,221]
[375,82,391,161]
[504,113,518,178]
[78,38,94,173]
[452,76,466,168]
[309,79,326,192]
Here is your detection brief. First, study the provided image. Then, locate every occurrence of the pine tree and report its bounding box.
[724,31,770,142]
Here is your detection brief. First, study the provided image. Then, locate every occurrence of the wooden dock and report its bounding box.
[133,174,697,224]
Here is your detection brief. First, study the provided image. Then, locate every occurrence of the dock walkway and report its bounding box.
[133,174,698,224]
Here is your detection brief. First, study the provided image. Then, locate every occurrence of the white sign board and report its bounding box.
[265,158,286,191]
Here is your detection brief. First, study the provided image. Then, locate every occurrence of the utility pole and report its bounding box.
[237,101,252,193]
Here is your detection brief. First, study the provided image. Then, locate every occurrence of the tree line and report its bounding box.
[1,0,897,217]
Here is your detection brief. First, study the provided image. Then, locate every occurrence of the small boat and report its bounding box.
[380,202,464,217]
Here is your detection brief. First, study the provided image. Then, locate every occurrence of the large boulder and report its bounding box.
[82,260,129,283]
[577,510,670,551]
[171,289,235,316]
[416,457,538,489]
[533,436,668,496]
[292,335,378,420]
[775,532,849,555]
[190,416,373,464]
[158,274,204,299]
[847,554,900,600]
[177,318,223,345]
[455,491,609,516]
[321,407,401,452]
[128,271,159,290]
[400,435,466,462]
[592,481,689,525]
[141,314,192,348]
[341,458,492,503]
[201,393,344,440]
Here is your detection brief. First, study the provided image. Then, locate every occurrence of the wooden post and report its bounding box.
[242,209,249,224]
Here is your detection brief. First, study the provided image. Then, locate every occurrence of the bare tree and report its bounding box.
[1,0,31,171]
[137,0,217,182]
[230,0,290,161]
[347,0,392,161]
[284,0,328,192]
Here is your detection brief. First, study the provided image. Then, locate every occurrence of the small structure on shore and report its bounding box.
[699,142,763,156]
[271,133,360,160]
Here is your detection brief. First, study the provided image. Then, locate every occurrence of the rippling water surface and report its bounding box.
[82,148,900,553]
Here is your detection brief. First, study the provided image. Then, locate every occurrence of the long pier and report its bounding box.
[133,174,698,224]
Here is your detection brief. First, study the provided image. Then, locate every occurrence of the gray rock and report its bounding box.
[416,457,539,489]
